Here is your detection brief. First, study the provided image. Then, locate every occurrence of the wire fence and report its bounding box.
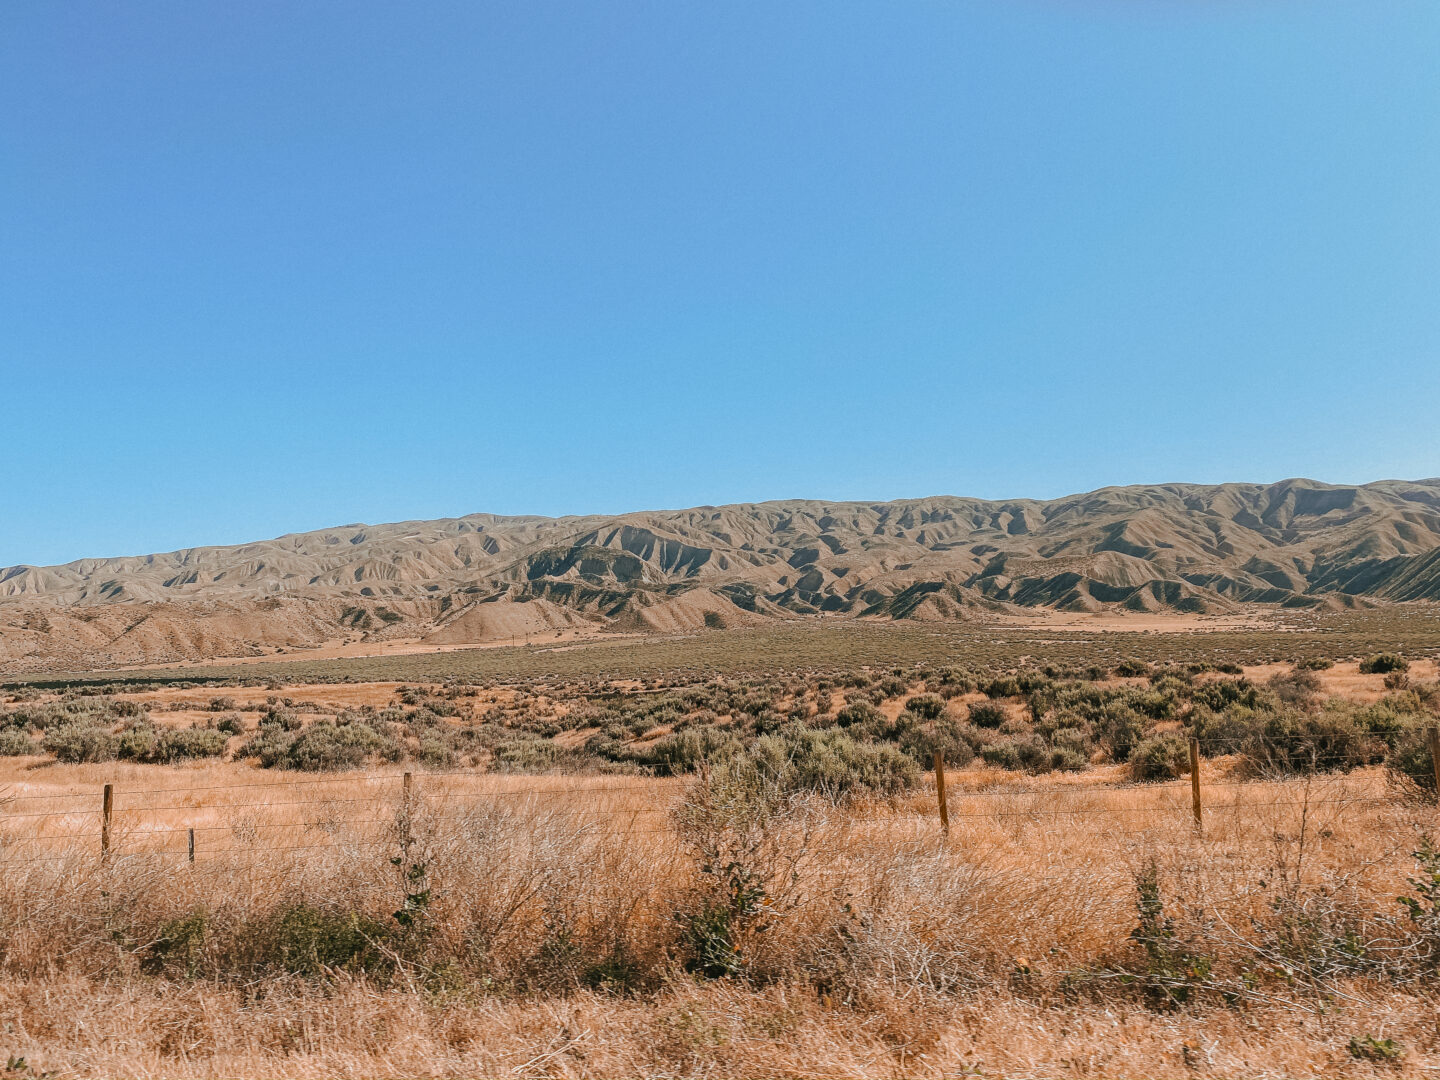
[1,745,1424,874]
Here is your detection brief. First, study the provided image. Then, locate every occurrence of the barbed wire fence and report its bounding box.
[0,725,1432,878]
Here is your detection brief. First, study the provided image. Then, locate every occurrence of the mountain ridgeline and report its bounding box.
[3,478,1440,670]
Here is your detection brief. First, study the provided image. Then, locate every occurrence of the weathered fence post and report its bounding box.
[1427,726,1440,805]
[401,771,414,862]
[934,750,949,836]
[101,783,113,858]
[188,827,195,864]
[1189,737,1203,832]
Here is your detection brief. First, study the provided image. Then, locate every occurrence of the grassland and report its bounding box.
[12,607,1440,689]
[3,611,1440,1077]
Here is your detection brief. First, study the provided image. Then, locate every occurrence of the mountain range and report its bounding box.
[4,477,1440,671]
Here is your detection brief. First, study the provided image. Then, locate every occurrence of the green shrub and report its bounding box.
[278,721,401,771]
[1190,704,1260,757]
[416,737,456,768]
[980,743,1020,770]
[1295,657,1333,671]
[1352,698,1421,748]
[1048,726,1095,765]
[1191,678,1264,712]
[724,725,918,802]
[1092,703,1147,762]
[262,903,391,976]
[260,707,303,732]
[892,714,977,770]
[873,677,908,700]
[43,723,118,763]
[1128,732,1189,782]
[935,668,978,695]
[982,676,1021,699]
[493,736,560,773]
[115,723,158,761]
[968,701,1008,729]
[1245,709,1381,774]
[239,726,294,767]
[216,713,246,736]
[645,727,743,775]
[1267,669,1322,708]
[832,700,878,728]
[905,693,945,720]
[149,727,229,764]
[1048,745,1089,772]
[1348,1036,1404,1064]
[1360,653,1408,675]
[1127,689,1178,721]
[142,910,209,978]
[1386,729,1438,803]
[980,737,1083,774]
[0,728,39,756]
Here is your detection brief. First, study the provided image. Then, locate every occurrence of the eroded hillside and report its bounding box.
[4,477,1440,670]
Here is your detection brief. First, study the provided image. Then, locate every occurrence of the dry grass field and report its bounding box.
[3,613,1440,1077]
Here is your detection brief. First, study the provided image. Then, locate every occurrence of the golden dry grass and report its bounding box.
[2,754,1438,1077]
[4,624,1440,1078]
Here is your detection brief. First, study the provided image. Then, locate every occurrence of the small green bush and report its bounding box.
[262,903,391,976]
[968,701,1008,729]
[149,727,229,764]
[1246,708,1381,774]
[0,728,39,756]
[981,737,1083,774]
[1386,728,1438,803]
[216,713,246,736]
[1190,679,1264,712]
[645,726,743,775]
[892,714,977,770]
[982,676,1021,699]
[1267,669,1321,708]
[723,725,918,802]
[905,693,946,720]
[1092,703,1147,762]
[493,736,560,773]
[43,723,119,763]
[1360,653,1409,675]
[834,701,881,729]
[1128,732,1189,782]
[416,737,456,768]
[277,721,401,771]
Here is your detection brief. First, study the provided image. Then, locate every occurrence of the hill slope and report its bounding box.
[4,477,1440,670]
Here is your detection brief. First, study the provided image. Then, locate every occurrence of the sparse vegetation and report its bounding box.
[2,618,1440,1075]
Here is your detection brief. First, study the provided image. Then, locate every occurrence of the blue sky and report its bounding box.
[2,2,1437,568]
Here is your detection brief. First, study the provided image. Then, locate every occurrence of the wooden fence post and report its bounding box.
[401,771,414,862]
[1427,726,1440,805]
[101,783,113,858]
[188,828,195,864]
[934,751,949,836]
[1189,738,1203,832]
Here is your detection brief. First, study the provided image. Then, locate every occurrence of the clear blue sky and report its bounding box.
[3,3,1438,568]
